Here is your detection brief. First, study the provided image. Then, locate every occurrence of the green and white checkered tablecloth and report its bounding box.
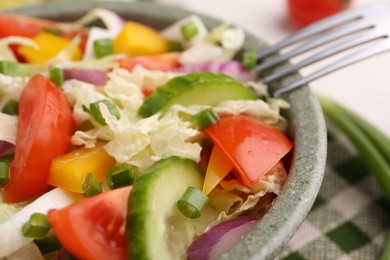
[276,123,390,260]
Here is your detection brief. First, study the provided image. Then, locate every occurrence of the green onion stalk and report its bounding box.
[317,95,390,259]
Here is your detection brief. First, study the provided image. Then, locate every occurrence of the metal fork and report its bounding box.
[255,3,390,96]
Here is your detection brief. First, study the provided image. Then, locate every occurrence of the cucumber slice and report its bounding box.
[138,72,256,118]
[127,156,209,260]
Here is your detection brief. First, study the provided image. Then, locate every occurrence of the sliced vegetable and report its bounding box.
[49,67,64,87]
[167,40,183,52]
[0,161,9,187]
[114,21,167,56]
[0,14,60,38]
[89,99,121,126]
[48,143,116,193]
[0,113,17,157]
[242,51,257,70]
[177,186,209,218]
[63,68,107,86]
[106,164,136,189]
[0,61,31,77]
[1,99,19,115]
[118,52,180,72]
[93,38,114,58]
[82,172,102,197]
[204,115,293,186]
[0,188,81,258]
[0,141,13,157]
[138,72,256,118]
[21,213,51,239]
[187,216,258,260]
[17,32,82,64]
[203,146,233,195]
[192,108,220,129]
[33,230,62,255]
[180,20,199,41]
[127,156,211,259]
[47,186,131,260]
[4,75,74,203]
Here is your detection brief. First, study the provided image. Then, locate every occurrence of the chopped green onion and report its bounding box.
[89,99,121,126]
[167,40,183,52]
[0,61,30,77]
[242,51,257,70]
[192,108,220,129]
[1,99,19,115]
[0,162,9,188]
[42,27,63,35]
[177,186,208,218]
[33,230,62,255]
[180,20,199,41]
[106,164,136,189]
[49,67,64,87]
[93,38,114,58]
[21,213,51,239]
[0,154,13,164]
[82,172,102,197]
[82,105,90,113]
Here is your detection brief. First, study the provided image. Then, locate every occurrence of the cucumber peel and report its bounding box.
[137,72,256,118]
[127,156,210,260]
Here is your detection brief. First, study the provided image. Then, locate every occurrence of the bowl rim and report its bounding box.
[5,1,327,259]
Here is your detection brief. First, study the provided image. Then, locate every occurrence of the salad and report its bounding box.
[0,8,293,260]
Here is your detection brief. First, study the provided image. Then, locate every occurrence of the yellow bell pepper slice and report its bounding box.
[48,143,116,193]
[18,32,82,64]
[202,146,233,195]
[114,21,167,56]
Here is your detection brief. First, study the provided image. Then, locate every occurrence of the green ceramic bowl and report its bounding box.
[7,1,327,259]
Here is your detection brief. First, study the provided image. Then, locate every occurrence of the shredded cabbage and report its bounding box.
[0,113,18,145]
[0,188,82,258]
[0,37,38,61]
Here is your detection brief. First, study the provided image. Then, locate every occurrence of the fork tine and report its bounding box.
[273,39,390,97]
[255,7,362,60]
[262,28,385,83]
[254,19,372,73]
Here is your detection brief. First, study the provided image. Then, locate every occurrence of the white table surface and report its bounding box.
[160,0,390,136]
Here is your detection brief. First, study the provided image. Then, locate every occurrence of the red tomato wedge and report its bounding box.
[204,115,293,186]
[47,187,131,260]
[118,52,181,72]
[0,14,88,56]
[0,14,58,38]
[4,75,74,203]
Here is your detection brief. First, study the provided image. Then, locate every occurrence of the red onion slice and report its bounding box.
[187,216,258,260]
[0,140,14,157]
[63,68,107,86]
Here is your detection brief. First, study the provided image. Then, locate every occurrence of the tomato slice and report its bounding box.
[0,14,88,58]
[47,187,131,260]
[0,14,58,38]
[118,52,181,72]
[4,75,74,203]
[204,115,293,186]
